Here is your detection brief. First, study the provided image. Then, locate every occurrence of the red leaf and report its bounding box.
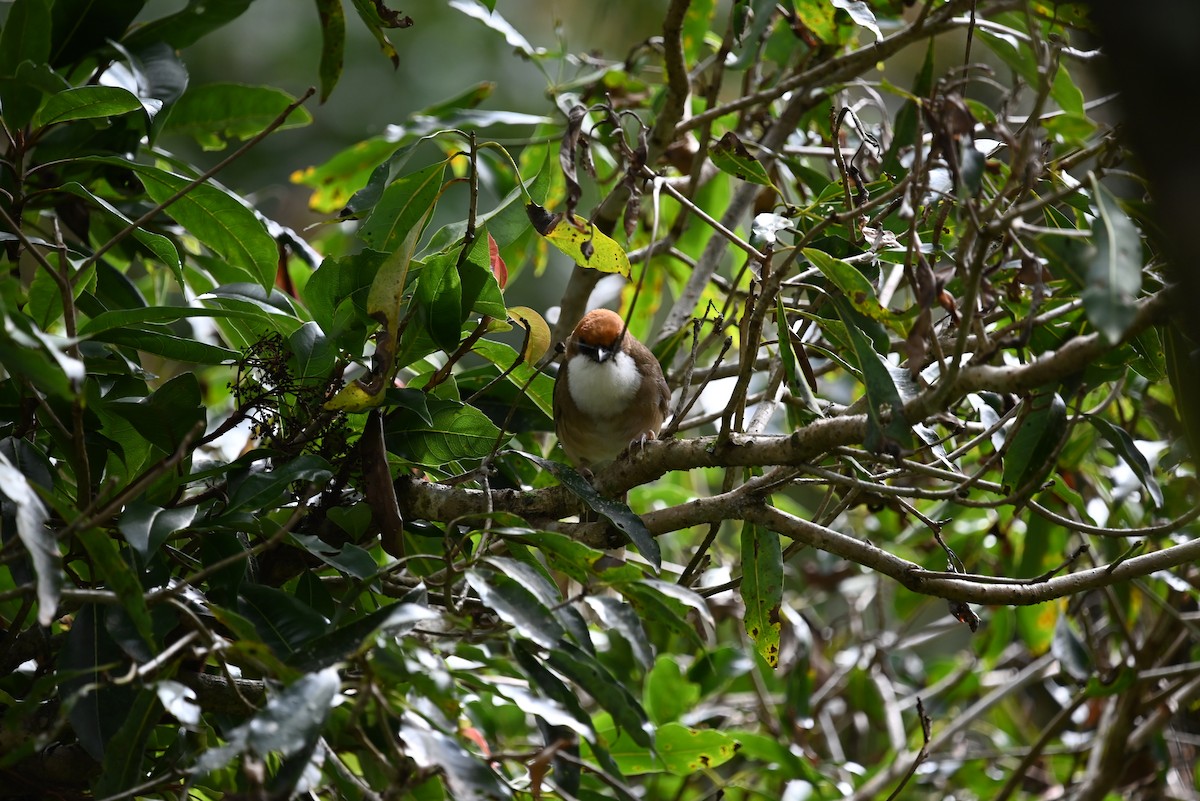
[487,232,508,289]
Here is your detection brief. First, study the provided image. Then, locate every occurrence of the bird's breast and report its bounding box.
[566,351,641,418]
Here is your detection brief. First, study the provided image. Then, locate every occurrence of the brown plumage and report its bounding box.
[553,309,671,470]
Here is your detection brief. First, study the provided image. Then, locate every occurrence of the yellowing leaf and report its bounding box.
[526,202,631,277]
[505,305,551,363]
[324,380,385,412]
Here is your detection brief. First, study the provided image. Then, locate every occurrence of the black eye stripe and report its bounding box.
[578,333,623,361]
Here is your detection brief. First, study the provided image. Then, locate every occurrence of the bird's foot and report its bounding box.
[623,430,657,459]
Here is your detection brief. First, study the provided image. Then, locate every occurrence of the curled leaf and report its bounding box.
[506,305,551,363]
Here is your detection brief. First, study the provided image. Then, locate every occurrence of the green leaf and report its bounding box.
[199,283,305,338]
[92,326,239,364]
[161,83,312,150]
[831,0,882,41]
[1082,178,1142,344]
[288,321,337,383]
[108,372,204,453]
[592,719,737,776]
[584,596,654,670]
[124,0,254,50]
[470,339,554,419]
[644,656,700,725]
[291,136,405,214]
[1084,667,1137,699]
[449,0,539,57]
[0,449,60,626]
[117,502,197,562]
[315,0,346,102]
[294,600,437,670]
[225,454,333,515]
[459,228,507,319]
[1086,416,1163,508]
[58,605,136,761]
[0,0,52,77]
[48,0,143,66]
[618,581,709,650]
[399,715,513,801]
[0,60,58,130]
[94,689,159,798]
[416,251,465,352]
[710,131,776,187]
[655,723,739,775]
[513,642,597,739]
[59,182,183,289]
[517,451,661,571]
[979,16,1084,116]
[805,248,891,323]
[303,250,380,336]
[1051,614,1092,682]
[33,86,142,126]
[360,161,446,253]
[348,0,405,67]
[195,666,340,773]
[1166,326,1200,463]
[883,38,934,175]
[96,158,278,289]
[465,567,564,649]
[385,398,501,466]
[740,524,782,668]
[76,529,156,649]
[547,642,652,748]
[1001,390,1066,492]
[289,531,379,582]
[520,531,610,585]
[238,584,330,657]
[830,295,913,452]
[78,305,270,337]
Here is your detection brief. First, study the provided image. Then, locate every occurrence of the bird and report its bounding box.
[553,309,672,472]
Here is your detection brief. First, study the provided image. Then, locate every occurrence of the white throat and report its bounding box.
[567,351,641,417]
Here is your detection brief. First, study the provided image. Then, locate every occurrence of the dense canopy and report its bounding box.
[1,1,1198,799]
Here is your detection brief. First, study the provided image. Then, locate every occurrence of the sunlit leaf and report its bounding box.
[33,85,142,126]
[831,0,882,40]
[805,248,891,323]
[526,201,631,277]
[0,449,60,626]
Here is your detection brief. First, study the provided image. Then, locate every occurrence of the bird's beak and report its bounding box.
[579,342,613,363]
